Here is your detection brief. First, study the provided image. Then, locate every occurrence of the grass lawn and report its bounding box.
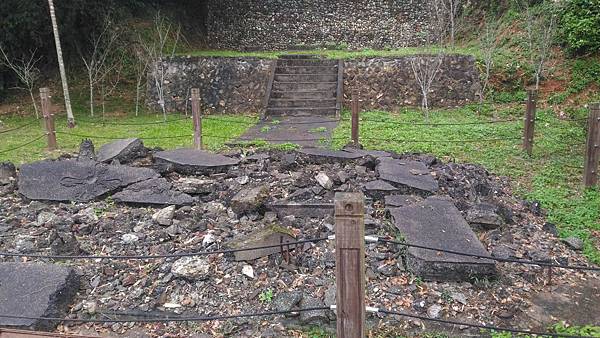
[181,46,478,60]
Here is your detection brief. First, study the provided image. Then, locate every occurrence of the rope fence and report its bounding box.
[2,235,598,272]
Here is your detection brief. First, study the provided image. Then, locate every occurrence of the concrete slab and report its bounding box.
[112,177,194,206]
[154,149,239,175]
[362,180,399,200]
[297,148,364,164]
[0,263,79,330]
[18,160,158,202]
[388,196,496,281]
[96,138,147,164]
[229,226,297,261]
[376,157,438,196]
[236,116,339,148]
[384,194,423,208]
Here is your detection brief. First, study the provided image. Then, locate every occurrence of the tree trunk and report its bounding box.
[89,76,95,117]
[29,89,39,119]
[48,0,75,127]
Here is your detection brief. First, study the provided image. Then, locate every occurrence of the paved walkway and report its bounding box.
[237,116,339,148]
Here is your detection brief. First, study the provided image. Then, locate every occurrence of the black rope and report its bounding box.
[378,308,589,338]
[0,307,331,324]
[55,131,192,141]
[0,237,329,260]
[0,120,37,134]
[0,134,46,155]
[360,136,523,144]
[356,117,520,126]
[76,116,191,126]
[379,238,600,272]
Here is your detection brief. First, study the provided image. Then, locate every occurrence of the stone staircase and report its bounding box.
[265,55,342,117]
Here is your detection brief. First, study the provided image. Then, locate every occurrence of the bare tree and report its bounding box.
[478,20,499,109]
[410,54,444,119]
[79,20,122,117]
[442,0,461,47]
[100,54,124,116]
[47,0,75,127]
[0,47,42,118]
[142,13,181,121]
[524,3,558,89]
[132,38,151,116]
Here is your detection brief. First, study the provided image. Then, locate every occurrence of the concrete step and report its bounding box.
[274,73,338,83]
[272,82,337,92]
[270,90,336,100]
[278,54,320,59]
[268,98,338,108]
[266,107,337,116]
[276,65,338,74]
[277,59,338,67]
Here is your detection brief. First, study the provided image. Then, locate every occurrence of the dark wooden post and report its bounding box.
[583,103,600,188]
[523,89,537,156]
[191,88,202,150]
[40,88,57,151]
[334,192,366,338]
[351,90,360,147]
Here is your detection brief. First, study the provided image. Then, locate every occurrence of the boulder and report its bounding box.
[0,263,79,330]
[152,206,176,226]
[171,257,211,280]
[229,225,296,261]
[112,177,194,206]
[315,172,333,190]
[96,138,147,164]
[0,162,16,185]
[465,203,505,230]
[174,177,217,195]
[230,185,270,214]
[77,139,96,162]
[17,160,158,202]
[299,296,328,324]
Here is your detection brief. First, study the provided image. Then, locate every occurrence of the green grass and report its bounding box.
[332,104,600,264]
[181,46,478,60]
[0,113,257,164]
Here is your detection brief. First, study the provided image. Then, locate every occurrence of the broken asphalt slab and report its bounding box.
[153,149,240,175]
[18,160,158,202]
[388,196,497,281]
[376,157,439,196]
[0,263,79,331]
[96,138,148,164]
[112,177,194,206]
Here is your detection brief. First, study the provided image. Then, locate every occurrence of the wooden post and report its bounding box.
[334,192,366,338]
[40,88,57,151]
[522,89,537,156]
[351,90,360,147]
[191,88,202,150]
[583,103,600,188]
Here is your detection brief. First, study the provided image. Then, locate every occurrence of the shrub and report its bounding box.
[560,0,600,54]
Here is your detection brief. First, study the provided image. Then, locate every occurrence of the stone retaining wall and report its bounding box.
[205,0,433,50]
[344,55,481,109]
[147,57,272,114]
[148,55,481,113]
